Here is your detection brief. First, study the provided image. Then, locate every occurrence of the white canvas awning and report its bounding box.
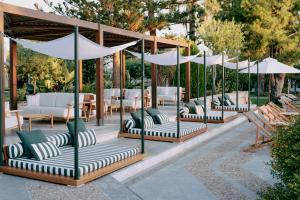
[192,54,228,66]
[127,50,200,66]
[224,60,256,70]
[240,57,300,74]
[10,33,139,60]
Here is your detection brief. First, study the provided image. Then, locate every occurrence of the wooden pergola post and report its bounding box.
[184,45,191,102]
[78,60,83,93]
[122,52,126,88]
[0,9,5,165]
[9,40,17,110]
[151,37,158,108]
[96,25,104,126]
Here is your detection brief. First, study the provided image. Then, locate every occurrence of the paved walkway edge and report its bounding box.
[112,115,248,182]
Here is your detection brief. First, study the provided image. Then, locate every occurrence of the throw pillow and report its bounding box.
[146,108,161,124]
[17,130,48,158]
[154,113,169,124]
[125,119,136,130]
[185,102,197,114]
[225,94,235,105]
[213,98,221,106]
[139,116,154,129]
[194,99,204,108]
[179,107,189,116]
[130,110,149,128]
[67,119,87,146]
[195,105,204,114]
[77,129,97,148]
[29,141,62,161]
[8,143,24,159]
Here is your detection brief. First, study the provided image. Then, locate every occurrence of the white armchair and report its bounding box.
[5,102,23,130]
[113,89,141,111]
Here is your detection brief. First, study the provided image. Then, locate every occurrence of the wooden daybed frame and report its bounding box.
[179,114,239,124]
[119,126,208,143]
[0,145,145,186]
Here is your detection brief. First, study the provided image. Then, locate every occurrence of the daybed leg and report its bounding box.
[255,127,259,147]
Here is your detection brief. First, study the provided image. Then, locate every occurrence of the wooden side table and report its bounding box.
[23,114,54,131]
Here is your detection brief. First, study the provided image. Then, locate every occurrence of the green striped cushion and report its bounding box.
[47,132,71,147]
[78,129,97,148]
[154,113,169,124]
[140,116,154,129]
[179,107,189,116]
[29,141,62,161]
[125,119,136,129]
[8,143,24,159]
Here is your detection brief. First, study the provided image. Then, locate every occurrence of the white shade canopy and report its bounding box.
[240,57,300,74]
[127,50,200,66]
[224,60,256,70]
[11,33,139,60]
[192,54,228,66]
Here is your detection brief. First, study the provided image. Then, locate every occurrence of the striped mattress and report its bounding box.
[182,110,238,121]
[8,143,139,177]
[127,121,206,138]
[215,104,256,112]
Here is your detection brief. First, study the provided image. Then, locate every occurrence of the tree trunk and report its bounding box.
[270,73,285,103]
[112,52,120,88]
[258,74,265,96]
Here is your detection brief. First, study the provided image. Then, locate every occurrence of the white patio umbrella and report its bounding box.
[240,57,300,104]
[240,57,300,74]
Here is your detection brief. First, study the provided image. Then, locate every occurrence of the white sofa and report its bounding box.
[148,86,183,105]
[113,89,142,111]
[104,88,122,106]
[22,93,93,122]
[5,102,23,130]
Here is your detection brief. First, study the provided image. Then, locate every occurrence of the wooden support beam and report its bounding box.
[9,40,17,110]
[151,37,158,108]
[78,60,83,93]
[184,45,191,102]
[0,10,5,163]
[96,25,104,126]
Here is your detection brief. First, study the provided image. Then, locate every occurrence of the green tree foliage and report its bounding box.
[16,46,74,93]
[259,116,300,200]
[197,19,244,55]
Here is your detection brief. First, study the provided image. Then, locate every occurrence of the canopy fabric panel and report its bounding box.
[10,33,138,60]
[127,50,199,66]
[192,54,228,66]
[224,60,256,70]
[240,57,300,74]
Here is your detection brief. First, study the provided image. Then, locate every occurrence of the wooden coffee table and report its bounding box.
[23,114,54,131]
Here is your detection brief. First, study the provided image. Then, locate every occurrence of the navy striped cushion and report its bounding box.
[179,107,189,116]
[141,116,154,129]
[29,141,62,161]
[78,129,97,148]
[154,113,169,124]
[47,132,71,147]
[125,119,136,129]
[8,143,24,159]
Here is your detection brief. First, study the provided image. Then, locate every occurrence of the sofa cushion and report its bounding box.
[158,87,169,95]
[104,89,115,99]
[17,130,48,158]
[26,95,37,106]
[39,93,57,107]
[158,95,176,101]
[38,107,69,118]
[125,89,140,100]
[55,93,74,108]
[29,141,62,161]
[22,106,42,115]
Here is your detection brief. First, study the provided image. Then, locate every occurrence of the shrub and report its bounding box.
[258,116,300,200]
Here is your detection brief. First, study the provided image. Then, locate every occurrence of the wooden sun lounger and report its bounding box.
[258,105,289,126]
[243,111,274,150]
[0,145,144,186]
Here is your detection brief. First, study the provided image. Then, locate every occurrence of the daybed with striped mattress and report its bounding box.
[120,121,207,142]
[180,110,239,123]
[214,104,257,112]
[1,132,144,186]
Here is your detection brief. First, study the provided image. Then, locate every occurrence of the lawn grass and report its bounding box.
[250,96,269,106]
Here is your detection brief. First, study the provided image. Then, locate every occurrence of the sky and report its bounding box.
[3,0,186,37]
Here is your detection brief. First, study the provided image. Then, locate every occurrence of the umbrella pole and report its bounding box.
[256,62,259,105]
[204,51,207,124]
[197,63,200,99]
[176,46,180,139]
[211,65,214,101]
[248,58,251,111]
[141,39,145,153]
[73,26,79,180]
[222,53,224,121]
[236,57,239,111]
[268,74,271,102]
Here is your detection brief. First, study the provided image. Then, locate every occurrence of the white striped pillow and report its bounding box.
[47,132,71,147]
[78,129,97,148]
[125,119,136,130]
[179,107,189,116]
[29,141,62,161]
[154,113,169,124]
[8,143,24,158]
[140,116,154,129]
